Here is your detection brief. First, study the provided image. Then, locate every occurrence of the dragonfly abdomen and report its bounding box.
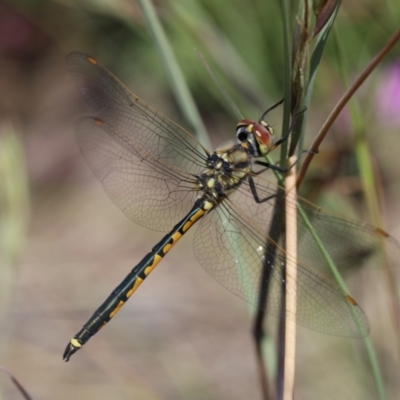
[63,197,213,361]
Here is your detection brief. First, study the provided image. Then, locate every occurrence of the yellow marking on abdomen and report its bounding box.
[172,231,182,242]
[183,220,193,232]
[144,254,162,275]
[190,208,206,223]
[161,232,182,253]
[109,300,125,318]
[126,277,144,298]
[70,338,82,348]
[183,207,209,232]
[163,243,173,254]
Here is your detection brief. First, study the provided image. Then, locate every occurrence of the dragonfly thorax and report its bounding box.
[196,146,252,202]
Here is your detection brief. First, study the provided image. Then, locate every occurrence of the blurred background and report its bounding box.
[0,0,400,399]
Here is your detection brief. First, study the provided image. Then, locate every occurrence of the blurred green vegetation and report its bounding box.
[1,0,400,399]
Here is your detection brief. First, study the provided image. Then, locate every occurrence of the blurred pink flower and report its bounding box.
[376,62,400,125]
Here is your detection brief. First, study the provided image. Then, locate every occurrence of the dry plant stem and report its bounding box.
[296,27,400,187]
[283,156,298,400]
[0,365,33,400]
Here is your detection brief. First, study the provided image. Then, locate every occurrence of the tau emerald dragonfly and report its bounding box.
[63,52,399,361]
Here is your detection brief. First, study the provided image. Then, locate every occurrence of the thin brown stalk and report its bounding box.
[296,27,400,187]
[283,156,298,400]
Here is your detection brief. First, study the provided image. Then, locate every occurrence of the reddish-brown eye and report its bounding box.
[237,118,255,126]
[236,119,273,156]
[252,122,272,150]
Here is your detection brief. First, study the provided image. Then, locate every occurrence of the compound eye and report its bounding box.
[236,126,250,143]
[236,119,255,142]
[252,122,272,155]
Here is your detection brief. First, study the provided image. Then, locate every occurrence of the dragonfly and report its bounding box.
[63,52,399,361]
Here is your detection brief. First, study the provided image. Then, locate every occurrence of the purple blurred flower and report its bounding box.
[376,62,400,125]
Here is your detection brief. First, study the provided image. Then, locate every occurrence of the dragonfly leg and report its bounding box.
[269,106,307,151]
[248,176,278,204]
[254,145,316,174]
[252,106,307,174]
[254,156,300,174]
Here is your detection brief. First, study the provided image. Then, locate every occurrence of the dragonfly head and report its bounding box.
[236,119,274,157]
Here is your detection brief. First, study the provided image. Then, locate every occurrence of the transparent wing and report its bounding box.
[194,173,400,336]
[68,52,208,231]
[68,52,400,337]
